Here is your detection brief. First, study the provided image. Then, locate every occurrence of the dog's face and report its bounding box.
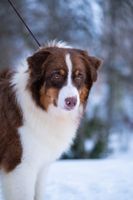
[27,47,101,114]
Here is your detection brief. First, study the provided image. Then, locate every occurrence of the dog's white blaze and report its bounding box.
[66,54,72,86]
[57,54,80,110]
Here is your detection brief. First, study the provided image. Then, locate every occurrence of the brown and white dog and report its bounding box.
[0,41,101,200]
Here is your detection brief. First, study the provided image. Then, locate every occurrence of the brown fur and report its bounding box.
[40,87,59,110]
[0,70,23,172]
[80,86,89,105]
[27,48,67,109]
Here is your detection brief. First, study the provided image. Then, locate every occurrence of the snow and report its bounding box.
[1,159,133,200]
[45,160,133,200]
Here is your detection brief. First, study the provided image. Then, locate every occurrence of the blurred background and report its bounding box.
[0,0,133,159]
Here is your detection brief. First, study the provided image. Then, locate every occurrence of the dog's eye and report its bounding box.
[52,73,61,80]
[51,71,64,83]
[74,73,84,80]
[49,71,65,88]
[73,72,85,88]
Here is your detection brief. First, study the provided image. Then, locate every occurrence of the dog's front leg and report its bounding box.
[35,166,49,200]
[1,162,37,200]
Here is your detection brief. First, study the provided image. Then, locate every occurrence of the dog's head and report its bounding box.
[27,43,102,115]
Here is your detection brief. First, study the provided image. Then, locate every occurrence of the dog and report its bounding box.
[0,41,101,200]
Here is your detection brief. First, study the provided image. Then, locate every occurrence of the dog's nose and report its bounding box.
[65,97,77,110]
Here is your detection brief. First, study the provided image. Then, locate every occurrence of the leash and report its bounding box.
[8,0,41,47]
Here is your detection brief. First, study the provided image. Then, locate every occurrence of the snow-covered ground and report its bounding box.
[45,160,133,200]
[1,159,133,200]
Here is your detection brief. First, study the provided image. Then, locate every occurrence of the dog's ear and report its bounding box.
[78,50,102,82]
[86,55,102,82]
[27,50,51,74]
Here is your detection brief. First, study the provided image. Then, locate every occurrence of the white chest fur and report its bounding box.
[19,112,78,167]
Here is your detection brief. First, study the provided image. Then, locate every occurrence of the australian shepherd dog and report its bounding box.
[0,41,101,200]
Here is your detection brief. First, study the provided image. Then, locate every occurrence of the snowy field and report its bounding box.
[45,160,133,200]
[1,159,133,200]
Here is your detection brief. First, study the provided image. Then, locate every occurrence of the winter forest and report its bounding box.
[0,0,133,159]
